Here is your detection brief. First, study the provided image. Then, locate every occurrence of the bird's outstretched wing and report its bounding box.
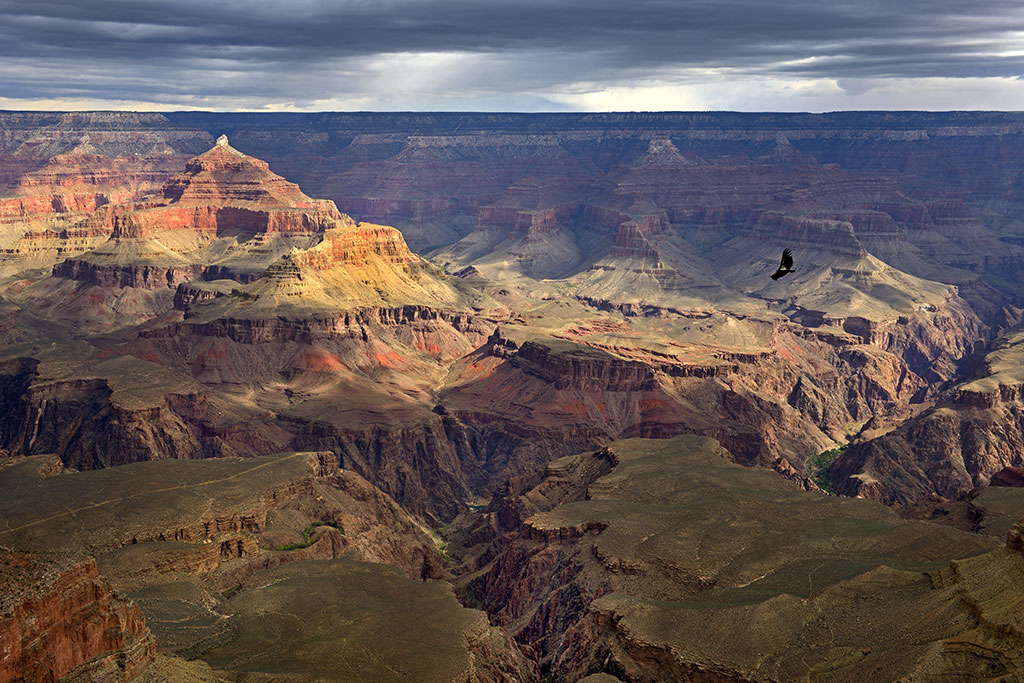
[780,248,793,269]
[770,248,794,280]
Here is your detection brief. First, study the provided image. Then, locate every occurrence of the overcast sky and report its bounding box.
[2,0,1024,112]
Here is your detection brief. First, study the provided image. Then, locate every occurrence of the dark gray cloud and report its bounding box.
[1,0,1023,110]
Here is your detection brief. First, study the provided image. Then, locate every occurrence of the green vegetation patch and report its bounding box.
[807,444,848,494]
[269,521,344,552]
[428,528,458,567]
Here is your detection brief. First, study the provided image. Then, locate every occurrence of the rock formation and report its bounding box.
[2,111,1024,680]
[830,326,1024,503]
[0,449,536,680]
[451,436,1021,680]
[0,549,155,682]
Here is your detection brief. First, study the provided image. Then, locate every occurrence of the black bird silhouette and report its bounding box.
[770,248,794,280]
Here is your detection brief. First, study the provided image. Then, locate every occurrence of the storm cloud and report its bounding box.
[2,0,1023,110]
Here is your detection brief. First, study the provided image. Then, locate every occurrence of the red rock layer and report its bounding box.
[607,213,668,261]
[0,550,154,683]
[163,141,319,206]
[106,137,343,241]
[0,153,181,220]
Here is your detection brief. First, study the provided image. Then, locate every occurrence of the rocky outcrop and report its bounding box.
[29,138,343,306]
[0,148,187,277]
[746,209,866,257]
[452,436,1010,681]
[1009,518,1024,554]
[511,341,657,393]
[65,136,343,246]
[607,213,667,262]
[52,257,204,290]
[161,135,326,208]
[155,305,490,350]
[0,549,154,683]
[0,357,206,470]
[992,466,1024,487]
[829,329,1024,504]
[291,221,414,268]
[444,318,944,476]
[830,398,1024,504]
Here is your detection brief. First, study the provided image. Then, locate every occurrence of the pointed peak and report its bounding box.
[162,139,326,207]
[197,134,246,160]
[648,138,680,154]
[632,138,696,167]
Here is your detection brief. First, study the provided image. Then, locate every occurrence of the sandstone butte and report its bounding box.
[1,111,1024,680]
[47,133,349,292]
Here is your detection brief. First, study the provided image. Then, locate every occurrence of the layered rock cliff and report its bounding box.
[0,549,154,683]
[0,452,534,681]
[830,327,1024,503]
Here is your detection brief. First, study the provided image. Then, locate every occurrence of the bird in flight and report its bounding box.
[771,249,794,280]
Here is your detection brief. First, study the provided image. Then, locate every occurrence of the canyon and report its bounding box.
[1,111,1023,680]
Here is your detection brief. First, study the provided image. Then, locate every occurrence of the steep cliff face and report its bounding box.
[321,132,591,251]
[0,151,178,216]
[0,550,155,683]
[0,154,183,277]
[0,350,231,470]
[830,327,1024,504]
[0,117,205,277]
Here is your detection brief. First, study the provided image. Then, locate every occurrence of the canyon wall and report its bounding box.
[0,549,154,683]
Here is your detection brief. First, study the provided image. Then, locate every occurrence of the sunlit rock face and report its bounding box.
[0,548,155,683]
[1,111,1024,681]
